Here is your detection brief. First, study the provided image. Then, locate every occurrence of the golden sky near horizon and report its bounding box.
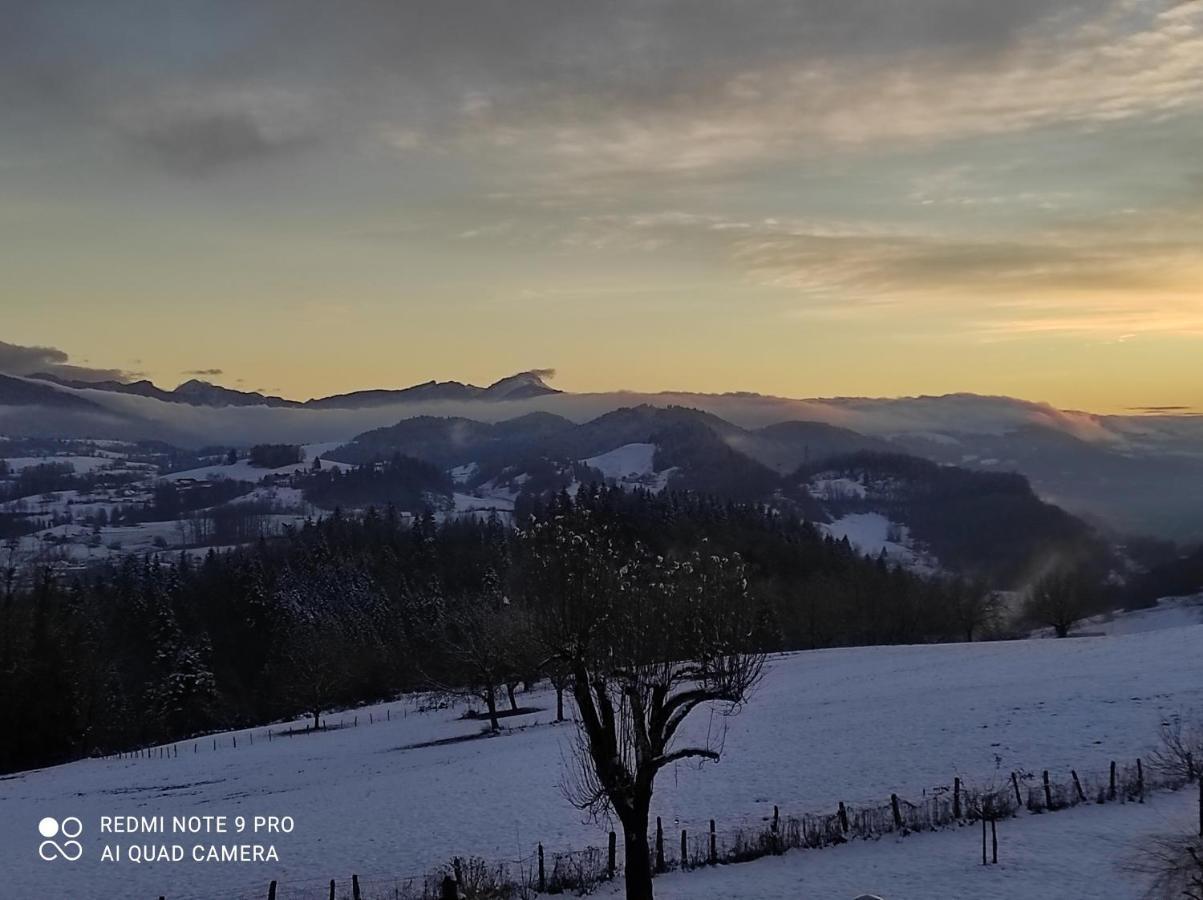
[2,1,1202,414]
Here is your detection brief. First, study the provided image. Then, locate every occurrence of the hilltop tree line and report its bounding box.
[0,485,1105,774]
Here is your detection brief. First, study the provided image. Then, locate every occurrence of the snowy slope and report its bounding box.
[582,442,676,492]
[2,622,1200,899]
[1068,594,1203,637]
[163,445,349,483]
[820,512,938,573]
[583,443,657,479]
[1,455,123,474]
[596,789,1196,900]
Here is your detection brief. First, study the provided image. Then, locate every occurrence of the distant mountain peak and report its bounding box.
[482,370,561,401]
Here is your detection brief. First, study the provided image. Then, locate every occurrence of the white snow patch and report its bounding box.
[822,512,907,557]
[583,442,657,479]
[449,463,479,484]
[809,475,867,500]
[1065,594,1203,637]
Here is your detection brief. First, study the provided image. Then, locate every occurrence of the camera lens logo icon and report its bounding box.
[38,817,84,861]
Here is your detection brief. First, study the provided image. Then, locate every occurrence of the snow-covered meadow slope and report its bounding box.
[2,617,1200,900]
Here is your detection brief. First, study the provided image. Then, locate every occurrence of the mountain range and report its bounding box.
[27,370,561,408]
[2,368,1202,542]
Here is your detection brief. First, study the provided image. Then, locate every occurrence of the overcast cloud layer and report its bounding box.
[2,1,1201,412]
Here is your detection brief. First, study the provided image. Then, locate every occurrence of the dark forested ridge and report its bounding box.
[300,454,452,510]
[797,452,1113,587]
[328,406,1112,583]
[0,486,1030,774]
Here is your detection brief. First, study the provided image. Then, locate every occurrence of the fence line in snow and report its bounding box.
[102,704,427,762]
[155,754,1199,900]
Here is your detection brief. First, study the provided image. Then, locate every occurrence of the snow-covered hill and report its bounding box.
[2,620,1199,899]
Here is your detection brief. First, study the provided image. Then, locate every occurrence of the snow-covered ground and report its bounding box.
[163,447,349,483]
[0,455,118,474]
[582,443,676,492]
[820,512,938,573]
[2,621,1200,900]
[1076,594,1203,636]
[809,475,868,501]
[584,443,657,480]
[597,788,1196,900]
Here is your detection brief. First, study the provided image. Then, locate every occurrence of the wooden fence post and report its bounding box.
[267,880,276,900]
[680,829,688,870]
[329,879,335,900]
[1137,759,1144,803]
[981,816,987,865]
[891,794,903,831]
[953,777,961,819]
[1071,770,1086,803]
[1011,772,1021,809]
[1042,771,1053,810]
[771,805,780,853]
[233,735,237,749]
[709,819,717,865]
[1109,761,1117,801]
[991,818,998,864]
[538,843,545,891]
[655,816,665,873]
[352,873,361,900]
[838,802,849,834]
[608,831,617,878]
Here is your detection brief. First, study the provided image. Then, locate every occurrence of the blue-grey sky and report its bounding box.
[2,0,1201,411]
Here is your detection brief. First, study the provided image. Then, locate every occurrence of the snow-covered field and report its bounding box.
[2,608,1199,900]
[1,455,120,474]
[598,788,1197,900]
[582,442,676,492]
[820,512,938,572]
[1077,594,1203,636]
[163,445,349,483]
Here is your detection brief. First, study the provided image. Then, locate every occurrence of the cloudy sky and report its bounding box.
[2,0,1201,412]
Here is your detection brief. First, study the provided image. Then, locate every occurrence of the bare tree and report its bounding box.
[947,578,1001,642]
[1127,835,1203,900]
[1024,566,1091,638]
[1148,715,1203,783]
[271,616,349,730]
[442,598,532,732]
[518,509,765,900]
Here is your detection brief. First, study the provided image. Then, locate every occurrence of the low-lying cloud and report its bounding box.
[0,339,135,382]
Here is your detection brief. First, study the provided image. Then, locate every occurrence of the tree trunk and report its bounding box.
[555,686,564,722]
[621,809,653,900]
[485,685,499,731]
[507,682,519,712]
[312,711,320,730]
